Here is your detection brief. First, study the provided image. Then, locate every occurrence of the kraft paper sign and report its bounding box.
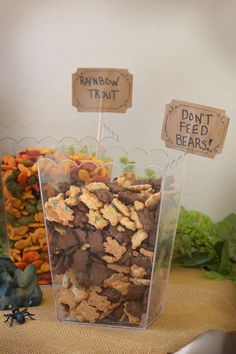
[72,68,133,113]
[161,100,230,158]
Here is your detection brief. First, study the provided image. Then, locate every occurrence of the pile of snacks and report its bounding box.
[1,148,111,284]
[0,173,7,255]
[44,171,161,326]
[1,149,54,284]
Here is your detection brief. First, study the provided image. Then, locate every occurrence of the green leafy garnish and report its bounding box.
[174,208,236,283]
[79,146,88,154]
[202,270,236,283]
[144,168,156,179]
[174,252,214,267]
[173,207,217,258]
[119,156,157,179]
[119,155,135,173]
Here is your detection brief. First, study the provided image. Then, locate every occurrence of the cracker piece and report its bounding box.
[45,193,74,226]
[134,201,145,211]
[58,288,77,309]
[145,192,161,208]
[104,273,130,296]
[65,186,81,206]
[107,263,130,274]
[127,184,152,192]
[79,188,103,210]
[130,264,147,278]
[131,278,151,286]
[112,198,130,217]
[131,230,148,249]
[76,300,100,323]
[103,236,126,260]
[87,182,110,192]
[124,302,141,325]
[140,248,154,260]
[130,207,143,229]
[88,291,111,312]
[119,217,136,231]
[101,204,122,226]
[71,285,88,303]
[87,210,108,230]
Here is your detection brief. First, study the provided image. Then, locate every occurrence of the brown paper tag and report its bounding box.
[161,100,230,158]
[72,68,133,113]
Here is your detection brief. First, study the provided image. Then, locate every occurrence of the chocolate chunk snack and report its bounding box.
[45,174,161,326]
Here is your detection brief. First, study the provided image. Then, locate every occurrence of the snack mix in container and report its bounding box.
[38,148,184,328]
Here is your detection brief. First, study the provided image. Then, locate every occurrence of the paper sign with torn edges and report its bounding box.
[72,68,133,113]
[161,100,230,158]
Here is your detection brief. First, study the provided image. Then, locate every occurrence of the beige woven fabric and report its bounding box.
[0,267,235,354]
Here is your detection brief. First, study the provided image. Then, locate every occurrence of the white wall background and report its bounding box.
[0,0,235,221]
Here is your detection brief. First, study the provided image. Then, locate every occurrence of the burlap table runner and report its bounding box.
[0,267,235,354]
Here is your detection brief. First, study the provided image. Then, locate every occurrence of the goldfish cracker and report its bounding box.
[14,238,32,250]
[23,251,40,263]
[31,183,40,193]
[38,279,49,285]
[1,164,17,171]
[6,205,21,218]
[34,212,44,223]
[69,152,84,161]
[25,202,37,214]
[2,155,11,164]
[30,228,46,243]
[8,225,28,236]
[91,157,104,166]
[31,163,38,173]
[20,153,31,160]
[78,169,91,184]
[17,215,35,225]
[22,191,34,200]
[32,260,43,269]
[15,261,28,269]
[11,199,22,209]
[11,253,22,262]
[18,164,32,177]
[10,248,21,254]
[24,185,32,192]
[17,172,28,185]
[38,237,46,248]
[7,225,28,241]
[21,210,29,216]
[23,245,41,252]
[39,262,50,273]
[9,234,25,241]
[26,199,37,210]
[27,176,38,185]
[35,148,54,155]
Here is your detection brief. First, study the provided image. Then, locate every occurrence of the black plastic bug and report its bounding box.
[4,307,35,326]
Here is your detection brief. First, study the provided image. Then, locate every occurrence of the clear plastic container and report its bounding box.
[0,137,113,284]
[38,147,185,328]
